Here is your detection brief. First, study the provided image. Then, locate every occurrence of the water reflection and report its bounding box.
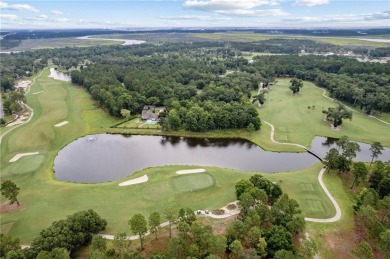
[54,135,390,183]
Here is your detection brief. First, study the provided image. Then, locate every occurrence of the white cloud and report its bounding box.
[184,0,280,11]
[183,0,286,17]
[50,10,63,15]
[36,14,48,19]
[159,15,231,21]
[217,8,287,16]
[283,10,390,23]
[293,0,328,7]
[0,1,38,12]
[54,18,70,23]
[0,13,19,20]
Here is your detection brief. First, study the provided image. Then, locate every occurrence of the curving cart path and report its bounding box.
[263,119,342,223]
[0,69,45,145]
[308,82,390,126]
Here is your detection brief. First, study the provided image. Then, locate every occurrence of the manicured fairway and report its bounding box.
[256,78,390,149]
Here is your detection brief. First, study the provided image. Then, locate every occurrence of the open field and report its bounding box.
[1,68,340,244]
[1,38,121,52]
[256,78,390,148]
[93,32,390,47]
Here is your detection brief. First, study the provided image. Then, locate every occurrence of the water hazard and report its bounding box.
[54,135,389,183]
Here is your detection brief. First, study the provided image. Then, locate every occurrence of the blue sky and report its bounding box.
[1,0,389,29]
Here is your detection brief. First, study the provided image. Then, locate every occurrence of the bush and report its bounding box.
[227,203,237,210]
[212,209,225,215]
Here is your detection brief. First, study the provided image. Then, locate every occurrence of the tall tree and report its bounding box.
[369,142,384,171]
[351,162,368,189]
[91,236,107,253]
[324,148,340,172]
[129,214,148,250]
[0,181,20,206]
[149,212,161,240]
[289,78,303,95]
[113,232,130,258]
[322,104,352,128]
[164,208,177,239]
[342,142,361,163]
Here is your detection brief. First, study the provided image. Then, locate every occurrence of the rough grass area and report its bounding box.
[256,78,390,148]
[172,173,215,192]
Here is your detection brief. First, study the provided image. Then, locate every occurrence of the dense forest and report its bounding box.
[1,40,390,126]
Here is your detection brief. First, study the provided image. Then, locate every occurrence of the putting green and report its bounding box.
[172,173,215,192]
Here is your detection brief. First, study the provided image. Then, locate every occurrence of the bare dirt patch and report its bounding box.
[0,203,23,213]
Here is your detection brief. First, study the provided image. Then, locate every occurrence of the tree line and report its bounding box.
[323,137,389,258]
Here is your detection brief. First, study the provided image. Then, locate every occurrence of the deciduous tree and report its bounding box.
[0,180,20,206]
[129,214,147,250]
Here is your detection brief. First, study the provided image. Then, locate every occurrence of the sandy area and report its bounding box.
[33,91,44,95]
[9,152,39,162]
[15,80,32,92]
[54,121,69,127]
[119,175,148,186]
[176,168,206,175]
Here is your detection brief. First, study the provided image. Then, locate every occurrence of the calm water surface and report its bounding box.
[54,135,389,183]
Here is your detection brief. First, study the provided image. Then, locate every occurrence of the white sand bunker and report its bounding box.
[54,121,68,127]
[176,169,206,175]
[33,91,44,95]
[119,175,148,186]
[9,152,39,162]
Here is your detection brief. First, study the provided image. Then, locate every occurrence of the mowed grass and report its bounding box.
[172,173,215,192]
[256,79,390,149]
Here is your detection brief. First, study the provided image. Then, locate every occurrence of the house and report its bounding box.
[141,106,159,121]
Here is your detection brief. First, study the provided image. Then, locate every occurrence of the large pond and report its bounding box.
[54,135,390,183]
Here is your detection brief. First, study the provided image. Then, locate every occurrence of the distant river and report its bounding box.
[75,36,145,45]
[54,135,390,183]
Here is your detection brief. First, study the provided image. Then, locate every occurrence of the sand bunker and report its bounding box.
[15,80,31,92]
[9,152,39,162]
[33,91,44,95]
[119,175,148,186]
[54,121,69,127]
[176,169,206,175]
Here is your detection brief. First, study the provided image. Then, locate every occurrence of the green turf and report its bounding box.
[171,173,215,192]
[256,79,390,148]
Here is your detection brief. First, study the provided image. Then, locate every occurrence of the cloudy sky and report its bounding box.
[0,0,389,29]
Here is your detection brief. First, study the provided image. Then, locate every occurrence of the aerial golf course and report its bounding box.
[0,66,389,256]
